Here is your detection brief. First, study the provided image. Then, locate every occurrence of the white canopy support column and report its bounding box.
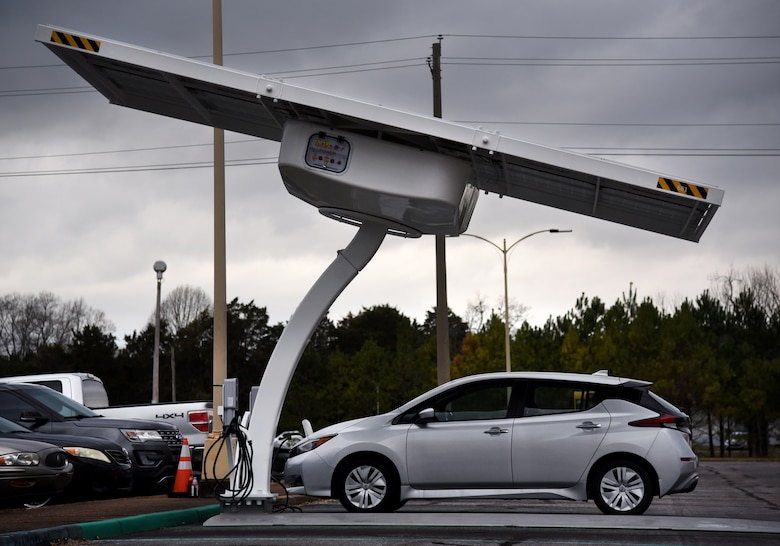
[242,221,387,506]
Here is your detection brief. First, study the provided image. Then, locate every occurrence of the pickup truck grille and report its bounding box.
[159,429,183,449]
[107,449,131,466]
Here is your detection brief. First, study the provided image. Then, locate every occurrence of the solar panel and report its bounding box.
[36,25,723,242]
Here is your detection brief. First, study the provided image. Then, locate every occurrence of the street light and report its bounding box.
[459,229,572,372]
[152,260,167,404]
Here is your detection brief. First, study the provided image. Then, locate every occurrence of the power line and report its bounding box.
[3,134,777,166]
[201,35,437,59]
[265,57,426,76]
[0,87,95,97]
[3,145,777,179]
[444,55,780,67]
[0,157,278,178]
[456,120,780,128]
[443,33,780,41]
[0,60,428,96]
[0,139,258,162]
[4,31,778,72]
[0,36,438,71]
[273,61,427,79]
[448,56,780,62]
[577,150,780,157]
[445,59,780,67]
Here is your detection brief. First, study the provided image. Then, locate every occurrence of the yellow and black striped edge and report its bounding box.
[50,31,101,53]
[657,177,709,200]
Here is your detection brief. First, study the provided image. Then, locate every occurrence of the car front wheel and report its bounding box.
[335,457,400,513]
[592,460,653,515]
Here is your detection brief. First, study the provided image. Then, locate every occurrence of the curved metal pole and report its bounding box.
[460,229,571,372]
[244,221,387,501]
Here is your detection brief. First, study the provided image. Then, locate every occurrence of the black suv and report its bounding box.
[0,383,182,494]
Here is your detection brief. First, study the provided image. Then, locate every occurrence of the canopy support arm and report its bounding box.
[243,220,387,501]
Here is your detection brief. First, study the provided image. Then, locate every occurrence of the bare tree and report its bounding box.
[712,264,780,319]
[497,296,529,334]
[465,292,490,332]
[159,285,212,334]
[0,292,113,358]
[465,291,528,334]
[744,264,780,317]
[711,266,743,314]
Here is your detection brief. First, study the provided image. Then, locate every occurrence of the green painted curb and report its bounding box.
[78,504,220,540]
[0,505,220,546]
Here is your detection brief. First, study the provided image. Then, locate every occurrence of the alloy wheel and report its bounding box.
[598,465,647,513]
[343,464,388,510]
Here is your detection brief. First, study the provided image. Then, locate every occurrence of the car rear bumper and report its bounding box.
[667,471,699,495]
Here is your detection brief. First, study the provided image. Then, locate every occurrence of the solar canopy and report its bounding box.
[35,25,723,242]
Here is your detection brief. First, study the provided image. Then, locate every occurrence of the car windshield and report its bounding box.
[0,415,31,433]
[26,386,98,419]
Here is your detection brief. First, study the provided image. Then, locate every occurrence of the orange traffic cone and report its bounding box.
[168,438,194,497]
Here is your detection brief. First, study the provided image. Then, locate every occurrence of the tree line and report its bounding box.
[1,266,778,458]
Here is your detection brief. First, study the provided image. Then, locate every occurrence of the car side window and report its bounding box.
[523,382,599,417]
[0,391,37,425]
[433,383,512,422]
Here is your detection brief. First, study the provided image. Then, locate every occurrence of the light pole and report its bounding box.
[460,229,571,372]
[152,260,167,404]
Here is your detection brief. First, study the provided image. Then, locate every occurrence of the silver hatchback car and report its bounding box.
[284,371,698,515]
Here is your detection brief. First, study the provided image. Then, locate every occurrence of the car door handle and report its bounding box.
[484,427,509,436]
[576,421,602,430]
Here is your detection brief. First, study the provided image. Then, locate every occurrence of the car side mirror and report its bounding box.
[19,411,49,428]
[415,407,436,424]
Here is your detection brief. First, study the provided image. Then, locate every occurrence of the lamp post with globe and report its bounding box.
[152,260,167,404]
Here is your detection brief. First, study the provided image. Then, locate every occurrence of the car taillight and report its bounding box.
[629,414,690,435]
[189,411,211,433]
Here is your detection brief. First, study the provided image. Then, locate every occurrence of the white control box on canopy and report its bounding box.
[279,121,479,237]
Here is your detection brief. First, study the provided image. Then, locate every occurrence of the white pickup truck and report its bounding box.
[0,372,212,470]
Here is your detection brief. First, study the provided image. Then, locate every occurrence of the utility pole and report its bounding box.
[203,0,228,486]
[430,36,450,385]
[211,0,227,436]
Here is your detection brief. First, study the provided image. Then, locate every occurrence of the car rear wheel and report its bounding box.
[592,460,653,515]
[335,457,400,513]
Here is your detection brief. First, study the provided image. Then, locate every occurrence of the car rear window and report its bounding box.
[82,379,109,409]
[643,390,686,417]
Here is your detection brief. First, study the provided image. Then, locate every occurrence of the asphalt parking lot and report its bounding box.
[1,460,778,545]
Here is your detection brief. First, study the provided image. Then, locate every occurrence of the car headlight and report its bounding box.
[0,452,40,466]
[121,429,163,442]
[288,435,337,458]
[63,447,111,464]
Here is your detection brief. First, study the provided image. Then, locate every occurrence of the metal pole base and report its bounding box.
[204,496,278,526]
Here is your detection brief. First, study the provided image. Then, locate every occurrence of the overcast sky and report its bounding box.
[1,1,778,344]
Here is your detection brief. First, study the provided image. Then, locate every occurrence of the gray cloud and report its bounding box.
[1,0,778,341]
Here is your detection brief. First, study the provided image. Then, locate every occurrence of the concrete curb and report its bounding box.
[0,505,219,546]
[0,493,315,546]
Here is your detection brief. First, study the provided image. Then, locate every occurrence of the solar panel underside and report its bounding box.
[38,25,722,242]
